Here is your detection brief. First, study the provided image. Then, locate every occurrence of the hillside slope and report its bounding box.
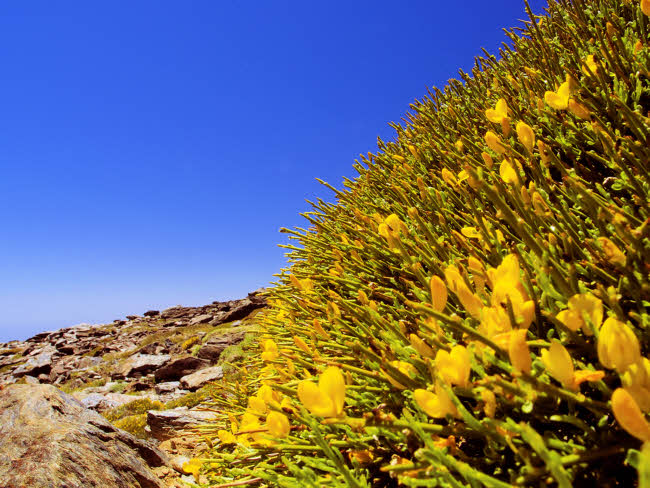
[192,1,650,487]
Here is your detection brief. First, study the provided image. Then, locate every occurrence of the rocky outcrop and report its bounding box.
[180,365,224,390]
[0,291,266,487]
[153,356,209,382]
[147,407,215,441]
[0,384,168,488]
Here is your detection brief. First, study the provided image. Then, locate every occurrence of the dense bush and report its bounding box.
[191,1,650,486]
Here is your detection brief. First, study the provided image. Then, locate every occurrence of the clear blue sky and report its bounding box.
[0,1,547,342]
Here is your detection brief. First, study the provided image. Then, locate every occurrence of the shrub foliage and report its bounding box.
[194,1,650,486]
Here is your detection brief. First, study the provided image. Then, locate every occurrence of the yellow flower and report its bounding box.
[257,384,282,408]
[481,151,494,168]
[568,99,591,120]
[445,265,483,319]
[444,265,464,294]
[456,284,484,319]
[556,309,583,332]
[217,429,237,444]
[622,359,650,412]
[541,340,575,390]
[435,345,471,388]
[488,254,535,329]
[349,449,374,465]
[430,275,448,312]
[485,130,507,154]
[410,333,435,359]
[508,329,531,375]
[598,318,640,373]
[182,458,203,482]
[261,339,279,361]
[537,140,551,164]
[612,388,650,442]
[313,318,330,339]
[461,226,481,239]
[266,411,290,438]
[248,395,268,416]
[442,168,457,186]
[385,214,408,235]
[413,383,459,418]
[581,54,598,75]
[297,366,346,418]
[516,121,535,153]
[597,237,626,267]
[293,335,311,354]
[485,98,509,123]
[499,158,518,184]
[481,389,497,418]
[479,306,512,338]
[544,80,571,110]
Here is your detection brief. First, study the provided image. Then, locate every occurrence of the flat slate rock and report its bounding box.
[0,384,168,488]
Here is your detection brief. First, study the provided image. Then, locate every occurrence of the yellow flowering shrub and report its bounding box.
[197,1,650,486]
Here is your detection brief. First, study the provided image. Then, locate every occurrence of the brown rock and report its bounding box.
[116,354,171,379]
[12,346,56,377]
[197,330,246,362]
[143,310,160,317]
[189,313,213,326]
[179,366,223,391]
[153,357,210,382]
[147,407,214,441]
[0,384,168,488]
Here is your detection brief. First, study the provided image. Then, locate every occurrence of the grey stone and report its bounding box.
[0,384,168,487]
[147,407,214,441]
[116,354,171,379]
[179,366,223,391]
[189,314,213,326]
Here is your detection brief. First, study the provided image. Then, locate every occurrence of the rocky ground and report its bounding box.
[0,290,266,487]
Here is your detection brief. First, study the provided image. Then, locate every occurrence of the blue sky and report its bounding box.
[0,1,547,342]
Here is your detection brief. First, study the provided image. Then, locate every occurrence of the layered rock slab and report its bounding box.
[0,384,168,488]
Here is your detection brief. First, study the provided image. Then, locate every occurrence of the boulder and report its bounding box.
[179,366,223,391]
[147,407,214,440]
[12,346,56,377]
[197,330,246,362]
[116,354,171,379]
[153,356,209,382]
[189,313,213,326]
[78,392,155,412]
[143,310,160,317]
[155,381,180,394]
[219,297,266,323]
[0,384,168,488]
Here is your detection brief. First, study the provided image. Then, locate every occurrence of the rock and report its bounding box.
[147,407,214,441]
[78,392,155,412]
[0,384,168,488]
[23,375,40,385]
[12,346,56,377]
[170,455,191,474]
[179,366,223,391]
[189,314,213,326]
[197,330,246,362]
[116,354,171,379]
[155,381,181,394]
[153,357,210,382]
[143,310,160,317]
[220,297,266,323]
[126,315,140,320]
[78,356,102,369]
[160,306,193,320]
